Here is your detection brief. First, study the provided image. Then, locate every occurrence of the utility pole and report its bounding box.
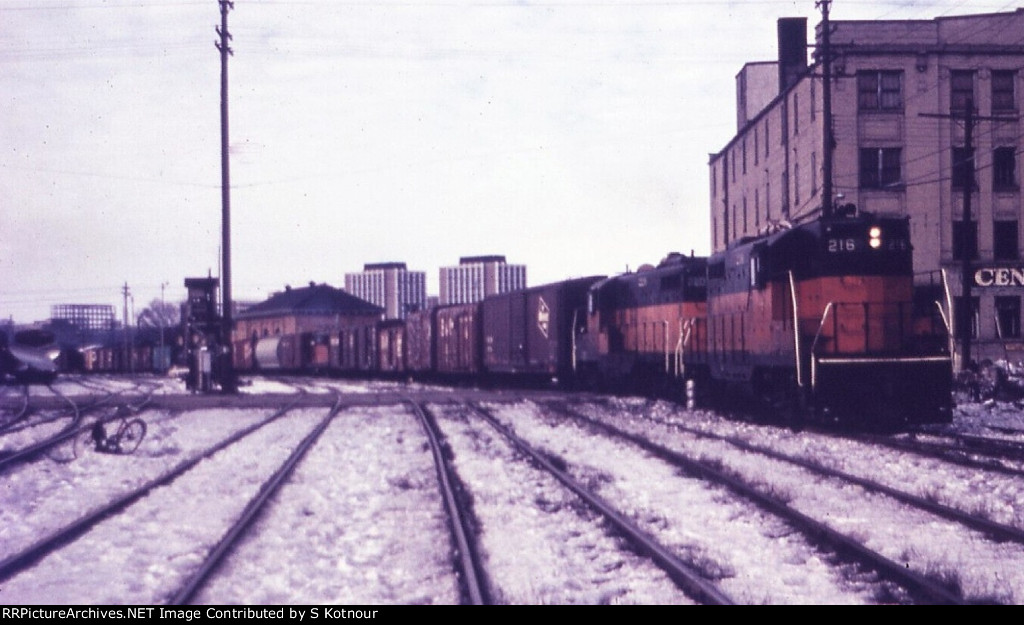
[961,100,975,369]
[816,0,834,217]
[122,282,131,373]
[922,100,1017,370]
[159,281,168,372]
[216,0,237,392]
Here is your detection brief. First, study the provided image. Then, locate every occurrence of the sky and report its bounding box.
[1,0,1018,322]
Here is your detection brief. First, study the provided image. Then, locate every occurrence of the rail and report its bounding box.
[410,401,490,605]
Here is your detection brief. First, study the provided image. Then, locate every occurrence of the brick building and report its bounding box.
[232,282,382,343]
[710,9,1024,362]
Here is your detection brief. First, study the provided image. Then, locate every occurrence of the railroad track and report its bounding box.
[466,401,734,604]
[408,401,491,605]
[560,398,1024,603]
[0,395,310,602]
[586,404,1024,546]
[530,399,969,604]
[4,384,1020,604]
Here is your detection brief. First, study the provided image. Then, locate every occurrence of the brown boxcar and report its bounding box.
[377,320,406,374]
[435,303,481,376]
[404,308,435,374]
[337,322,378,374]
[482,276,603,383]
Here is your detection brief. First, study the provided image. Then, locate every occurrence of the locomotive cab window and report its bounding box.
[749,253,765,289]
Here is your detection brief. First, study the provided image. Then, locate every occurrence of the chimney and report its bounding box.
[777,18,807,93]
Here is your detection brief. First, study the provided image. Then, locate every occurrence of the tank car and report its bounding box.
[706,210,952,424]
[576,254,707,396]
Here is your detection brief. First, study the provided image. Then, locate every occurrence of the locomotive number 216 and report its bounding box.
[827,238,857,253]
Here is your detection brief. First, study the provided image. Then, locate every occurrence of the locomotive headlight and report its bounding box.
[869,226,882,249]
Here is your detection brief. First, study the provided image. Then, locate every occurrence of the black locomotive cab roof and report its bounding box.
[590,253,708,309]
[709,212,914,292]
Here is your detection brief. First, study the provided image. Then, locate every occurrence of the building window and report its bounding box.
[858,71,903,111]
[951,147,975,189]
[951,70,975,114]
[994,220,1019,261]
[793,92,799,135]
[754,127,759,166]
[859,148,902,189]
[992,70,1016,113]
[955,297,980,339]
[996,296,1021,339]
[952,220,979,260]
[810,78,816,120]
[993,147,1018,191]
[811,152,817,196]
[794,161,800,204]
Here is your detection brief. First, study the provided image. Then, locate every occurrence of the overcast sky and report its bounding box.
[1,0,1014,322]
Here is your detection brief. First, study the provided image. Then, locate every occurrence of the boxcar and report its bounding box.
[337,322,378,374]
[377,320,406,374]
[404,308,435,374]
[435,303,481,376]
[482,276,604,384]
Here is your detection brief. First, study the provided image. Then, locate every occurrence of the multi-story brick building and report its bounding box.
[344,262,427,320]
[439,255,527,305]
[710,9,1024,362]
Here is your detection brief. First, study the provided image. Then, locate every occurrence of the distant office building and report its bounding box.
[50,304,116,331]
[439,256,527,305]
[345,262,427,319]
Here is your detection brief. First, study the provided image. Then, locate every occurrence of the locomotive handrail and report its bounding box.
[788,271,804,388]
[809,302,835,393]
[662,319,671,373]
[934,301,951,334]
[809,302,835,359]
[675,317,693,378]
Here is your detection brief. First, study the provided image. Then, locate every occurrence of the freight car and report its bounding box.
[482,276,603,385]
[706,210,952,423]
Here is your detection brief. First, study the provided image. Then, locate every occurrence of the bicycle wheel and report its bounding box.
[117,419,147,454]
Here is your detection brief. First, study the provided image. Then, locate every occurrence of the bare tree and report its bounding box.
[137,299,180,329]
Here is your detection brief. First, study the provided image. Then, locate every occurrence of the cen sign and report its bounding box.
[973,267,1024,287]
